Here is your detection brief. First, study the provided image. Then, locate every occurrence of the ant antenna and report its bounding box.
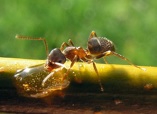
[15,34,49,57]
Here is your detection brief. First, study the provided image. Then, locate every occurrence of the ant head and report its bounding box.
[45,48,66,70]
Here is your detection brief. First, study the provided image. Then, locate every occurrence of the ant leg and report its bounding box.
[60,39,75,51]
[70,55,78,68]
[42,62,67,86]
[42,71,55,86]
[103,56,108,64]
[89,31,97,39]
[90,60,104,92]
[97,51,146,71]
[15,35,49,57]
[110,51,146,70]
[43,56,78,87]
[63,55,78,80]
[60,42,70,51]
[68,39,74,46]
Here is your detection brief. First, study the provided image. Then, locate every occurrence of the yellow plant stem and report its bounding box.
[0,57,157,94]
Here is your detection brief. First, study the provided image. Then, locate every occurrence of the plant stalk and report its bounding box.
[0,57,157,95]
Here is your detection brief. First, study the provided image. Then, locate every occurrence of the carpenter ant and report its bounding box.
[43,39,105,92]
[43,31,145,92]
[15,33,105,94]
[14,31,145,98]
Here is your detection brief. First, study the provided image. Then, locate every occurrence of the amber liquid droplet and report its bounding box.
[14,64,70,98]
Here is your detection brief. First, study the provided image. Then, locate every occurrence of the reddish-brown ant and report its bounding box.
[43,39,107,91]
[43,31,145,92]
[14,31,145,98]
[15,34,105,92]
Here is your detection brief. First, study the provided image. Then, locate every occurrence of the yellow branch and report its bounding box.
[0,57,157,97]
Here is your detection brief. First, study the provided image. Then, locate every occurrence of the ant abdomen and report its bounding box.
[88,37,115,55]
[98,37,115,52]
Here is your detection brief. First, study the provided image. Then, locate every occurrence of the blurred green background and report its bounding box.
[0,0,157,66]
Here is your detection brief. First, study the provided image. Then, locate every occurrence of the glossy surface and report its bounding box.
[14,64,70,98]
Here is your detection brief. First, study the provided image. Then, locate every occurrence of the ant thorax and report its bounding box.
[62,46,77,61]
[62,46,87,62]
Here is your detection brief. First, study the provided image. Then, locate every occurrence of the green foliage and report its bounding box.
[0,0,157,66]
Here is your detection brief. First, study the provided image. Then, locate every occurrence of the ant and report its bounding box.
[42,31,145,92]
[15,34,105,93]
[14,31,145,98]
[43,39,105,92]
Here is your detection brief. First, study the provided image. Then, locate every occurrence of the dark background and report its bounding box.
[1,0,157,66]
